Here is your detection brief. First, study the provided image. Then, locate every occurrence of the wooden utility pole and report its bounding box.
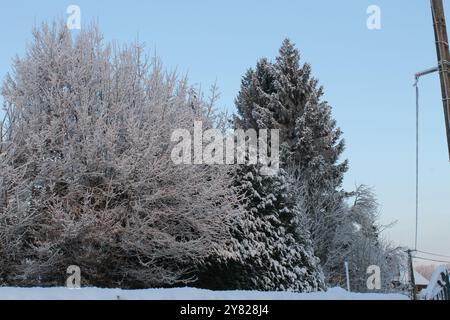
[407,249,417,300]
[431,0,450,161]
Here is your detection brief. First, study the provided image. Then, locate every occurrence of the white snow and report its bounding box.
[0,287,409,300]
[414,271,429,286]
[423,265,449,300]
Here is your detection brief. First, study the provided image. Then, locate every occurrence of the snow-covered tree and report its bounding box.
[0,21,240,288]
[234,38,348,273]
[196,165,324,291]
[195,40,327,292]
[326,185,406,292]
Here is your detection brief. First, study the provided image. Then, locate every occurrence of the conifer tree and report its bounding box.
[196,40,328,292]
[235,39,348,268]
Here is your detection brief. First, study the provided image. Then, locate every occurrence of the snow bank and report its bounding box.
[0,287,409,300]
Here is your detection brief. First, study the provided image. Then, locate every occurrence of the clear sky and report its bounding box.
[1,0,449,259]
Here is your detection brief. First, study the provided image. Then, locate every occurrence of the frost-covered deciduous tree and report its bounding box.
[325,185,405,292]
[0,21,240,288]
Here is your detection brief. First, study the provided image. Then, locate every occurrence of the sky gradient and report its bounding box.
[0,0,449,260]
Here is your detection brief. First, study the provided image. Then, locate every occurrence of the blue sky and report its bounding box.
[1,0,449,259]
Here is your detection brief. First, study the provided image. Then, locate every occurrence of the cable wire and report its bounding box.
[415,80,420,251]
[415,249,450,259]
[412,256,450,264]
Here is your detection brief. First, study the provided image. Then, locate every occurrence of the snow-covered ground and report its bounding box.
[0,287,409,300]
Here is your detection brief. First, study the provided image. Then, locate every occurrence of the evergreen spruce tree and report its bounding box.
[234,39,348,279]
[233,165,324,291]
[195,165,324,291]
[195,42,325,291]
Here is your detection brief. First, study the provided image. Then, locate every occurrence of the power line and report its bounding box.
[415,250,450,259]
[415,80,419,251]
[412,256,450,264]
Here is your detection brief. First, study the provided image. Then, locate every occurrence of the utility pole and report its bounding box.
[0,120,2,153]
[431,0,450,161]
[407,250,417,300]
